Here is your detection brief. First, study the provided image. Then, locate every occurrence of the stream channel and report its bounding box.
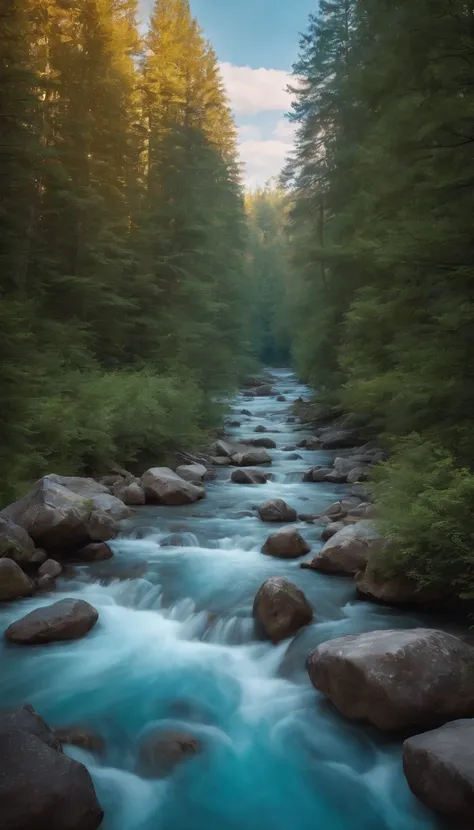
[0,369,441,830]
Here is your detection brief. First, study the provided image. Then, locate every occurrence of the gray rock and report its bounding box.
[254,425,267,433]
[307,628,474,731]
[114,482,146,506]
[141,467,205,505]
[0,559,34,601]
[0,705,103,829]
[231,449,272,466]
[245,437,277,450]
[262,527,311,559]
[258,499,297,522]
[38,559,62,579]
[319,428,360,449]
[403,719,474,824]
[253,577,313,644]
[321,521,345,542]
[248,384,277,397]
[305,521,385,575]
[5,598,99,645]
[240,409,252,416]
[0,517,36,564]
[176,463,207,482]
[231,468,268,485]
[72,542,114,562]
[323,470,347,484]
[347,466,371,484]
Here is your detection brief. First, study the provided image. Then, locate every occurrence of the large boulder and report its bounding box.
[303,467,333,483]
[45,475,132,521]
[253,577,313,644]
[141,467,205,505]
[176,464,207,482]
[72,542,114,562]
[303,521,385,575]
[0,705,103,830]
[321,521,345,542]
[1,476,121,549]
[319,428,359,449]
[0,517,36,564]
[257,499,297,522]
[114,482,146,506]
[356,561,447,608]
[248,384,277,397]
[137,730,200,778]
[262,527,311,559]
[231,469,268,485]
[347,466,371,484]
[403,719,474,825]
[0,559,34,601]
[5,598,99,645]
[246,437,277,450]
[231,449,272,467]
[307,628,474,731]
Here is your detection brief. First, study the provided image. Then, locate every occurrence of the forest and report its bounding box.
[3,0,474,598]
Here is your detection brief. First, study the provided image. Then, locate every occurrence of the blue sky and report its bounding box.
[140,0,318,185]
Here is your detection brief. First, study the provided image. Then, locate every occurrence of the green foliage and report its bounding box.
[373,438,474,597]
[0,0,252,504]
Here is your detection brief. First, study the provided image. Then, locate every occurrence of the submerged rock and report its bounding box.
[262,527,311,559]
[231,468,268,485]
[141,467,205,505]
[0,558,34,601]
[257,499,297,522]
[5,598,99,645]
[0,704,103,830]
[307,628,474,731]
[56,726,105,755]
[254,425,267,433]
[137,730,200,778]
[403,719,474,825]
[253,576,313,644]
[304,521,385,575]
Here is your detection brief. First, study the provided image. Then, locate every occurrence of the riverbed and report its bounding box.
[0,370,440,830]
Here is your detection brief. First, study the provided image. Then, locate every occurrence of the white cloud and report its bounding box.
[239,139,291,188]
[219,62,292,115]
[273,118,296,143]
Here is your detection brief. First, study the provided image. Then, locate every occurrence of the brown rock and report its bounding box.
[307,628,474,731]
[257,499,297,522]
[38,559,62,579]
[0,559,34,601]
[0,705,103,830]
[5,598,99,645]
[231,449,272,466]
[36,575,56,593]
[56,727,105,755]
[115,483,146,506]
[253,577,313,644]
[321,521,345,542]
[245,437,277,449]
[305,521,385,575]
[137,730,200,778]
[141,467,205,505]
[262,527,311,559]
[231,468,268,485]
[72,542,114,562]
[403,720,474,825]
[356,561,447,608]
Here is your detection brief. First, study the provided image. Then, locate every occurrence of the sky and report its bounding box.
[140,0,318,186]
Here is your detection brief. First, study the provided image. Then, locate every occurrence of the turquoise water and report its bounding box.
[0,371,439,830]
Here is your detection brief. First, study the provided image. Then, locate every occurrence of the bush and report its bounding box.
[1,369,216,505]
[373,435,474,598]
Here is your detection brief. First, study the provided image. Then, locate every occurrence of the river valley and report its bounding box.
[0,370,441,830]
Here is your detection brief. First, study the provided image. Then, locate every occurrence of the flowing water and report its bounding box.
[0,370,440,830]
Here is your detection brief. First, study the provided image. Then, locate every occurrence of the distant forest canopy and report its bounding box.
[284,0,474,599]
[1,0,284,501]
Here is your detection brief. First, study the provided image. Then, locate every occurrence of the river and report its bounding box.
[0,369,440,830]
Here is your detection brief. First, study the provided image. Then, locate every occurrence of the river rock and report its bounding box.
[253,577,313,644]
[258,499,297,522]
[303,467,333,482]
[319,428,360,449]
[231,449,272,466]
[276,395,286,402]
[307,628,474,731]
[245,437,277,450]
[262,527,311,559]
[212,457,231,466]
[46,475,133,521]
[210,439,238,457]
[356,561,447,608]
[347,466,371,484]
[304,521,385,575]
[0,517,36,564]
[5,598,99,645]
[254,425,267,433]
[1,476,120,549]
[31,549,48,566]
[176,463,207,482]
[114,482,146,506]
[38,558,62,579]
[0,705,103,830]
[323,470,348,484]
[347,502,375,519]
[305,437,321,450]
[56,727,105,755]
[403,719,474,824]
[231,468,268,485]
[137,730,200,778]
[240,409,252,416]
[36,574,56,593]
[321,521,345,542]
[141,467,205,505]
[71,542,114,562]
[0,558,34,601]
[283,445,296,452]
[249,384,277,397]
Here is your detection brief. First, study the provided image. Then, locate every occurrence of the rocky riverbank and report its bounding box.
[0,371,473,829]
